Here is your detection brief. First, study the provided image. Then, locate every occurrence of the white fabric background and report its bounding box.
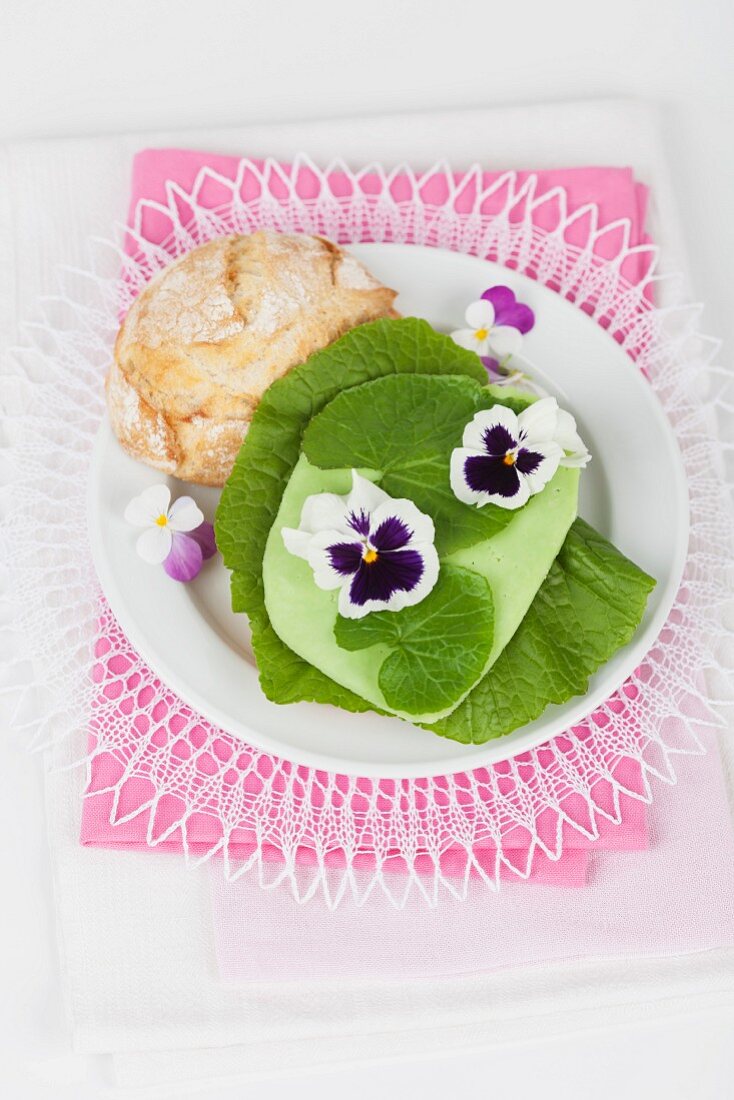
[2,0,732,358]
[2,3,733,1093]
[45,739,734,1082]
[2,101,732,1093]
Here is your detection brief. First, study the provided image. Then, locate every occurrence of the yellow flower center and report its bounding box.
[155,514,168,527]
[474,327,490,341]
[363,547,379,564]
[502,451,517,467]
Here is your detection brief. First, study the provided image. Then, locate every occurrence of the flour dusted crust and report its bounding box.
[107,232,398,486]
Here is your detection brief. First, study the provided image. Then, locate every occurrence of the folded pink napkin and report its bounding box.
[127,149,650,280]
[82,150,653,886]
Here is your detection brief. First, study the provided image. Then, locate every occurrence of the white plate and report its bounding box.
[88,244,689,779]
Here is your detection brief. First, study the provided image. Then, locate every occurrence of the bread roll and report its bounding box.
[107,232,397,485]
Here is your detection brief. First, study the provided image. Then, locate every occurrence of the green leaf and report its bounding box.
[426,518,656,742]
[302,373,534,554]
[214,317,488,706]
[334,566,494,716]
[252,619,375,712]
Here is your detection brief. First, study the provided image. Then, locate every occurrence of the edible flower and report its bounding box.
[124,484,217,582]
[450,396,589,510]
[450,285,535,373]
[554,407,591,468]
[281,471,439,619]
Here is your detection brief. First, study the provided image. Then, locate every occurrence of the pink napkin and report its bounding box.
[127,149,651,283]
[82,150,654,886]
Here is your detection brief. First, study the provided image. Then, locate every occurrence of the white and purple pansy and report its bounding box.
[450,285,535,373]
[450,397,589,511]
[281,471,439,619]
[124,484,217,582]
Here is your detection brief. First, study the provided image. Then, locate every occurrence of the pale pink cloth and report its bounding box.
[211,729,734,982]
[81,151,655,885]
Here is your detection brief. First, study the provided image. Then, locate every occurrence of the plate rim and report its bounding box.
[88,243,690,778]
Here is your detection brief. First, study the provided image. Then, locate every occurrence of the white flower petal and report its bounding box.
[312,560,352,592]
[517,396,559,445]
[560,451,592,468]
[497,477,531,509]
[346,471,391,519]
[167,495,204,532]
[555,408,591,466]
[135,525,172,564]
[450,448,483,506]
[450,328,482,353]
[487,325,522,359]
[306,529,361,591]
[281,527,313,559]
[519,441,564,495]
[299,492,354,536]
[554,407,580,448]
[337,584,371,619]
[461,405,519,452]
[124,484,171,527]
[283,526,357,586]
[369,499,435,548]
[464,299,495,330]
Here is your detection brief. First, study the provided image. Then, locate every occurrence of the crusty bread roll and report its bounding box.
[107,231,397,485]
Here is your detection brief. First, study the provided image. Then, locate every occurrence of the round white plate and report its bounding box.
[88,244,689,779]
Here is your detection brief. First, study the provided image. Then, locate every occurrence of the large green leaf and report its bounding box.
[427,519,656,742]
[333,566,494,716]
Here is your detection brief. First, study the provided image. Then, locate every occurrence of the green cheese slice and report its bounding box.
[263,453,579,723]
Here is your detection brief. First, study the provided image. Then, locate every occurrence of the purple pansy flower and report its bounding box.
[162,518,217,582]
[281,471,439,619]
[450,398,566,511]
[124,485,217,582]
[451,285,535,375]
[481,285,535,334]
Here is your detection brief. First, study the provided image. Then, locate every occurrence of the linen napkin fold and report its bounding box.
[80,148,653,886]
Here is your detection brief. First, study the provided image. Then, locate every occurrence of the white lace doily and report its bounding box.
[4,159,733,907]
